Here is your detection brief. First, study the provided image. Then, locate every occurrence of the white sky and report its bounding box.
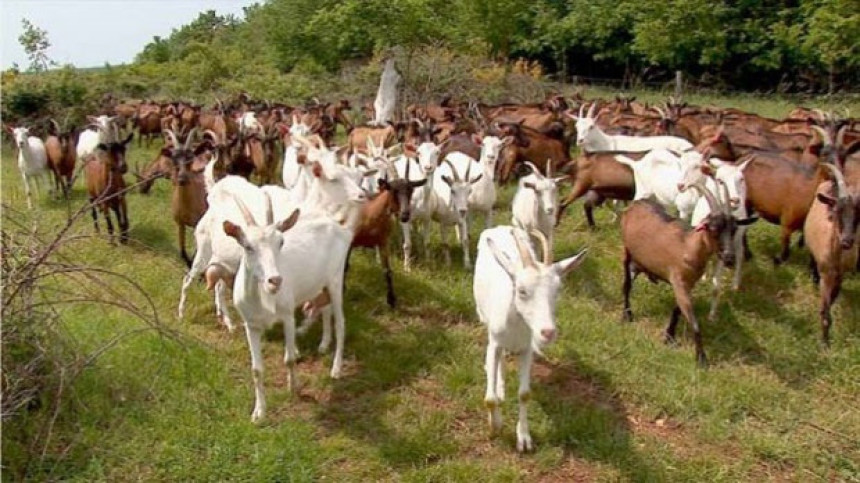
[1,0,259,69]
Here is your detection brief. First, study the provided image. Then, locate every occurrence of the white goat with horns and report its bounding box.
[8,126,49,209]
[474,227,587,452]
[567,103,692,153]
[511,160,565,250]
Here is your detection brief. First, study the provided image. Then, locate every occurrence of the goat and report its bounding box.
[84,133,134,243]
[163,129,211,266]
[614,149,703,220]
[8,126,50,208]
[621,183,756,366]
[443,136,502,231]
[495,121,570,183]
[512,161,563,249]
[224,195,353,422]
[372,58,401,126]
[557,151,645,227]
[393,151,435,271]
[433,158,483,268]
[804,165,859,345]
[568,103,692,153]
[474,227,587,452]
[45,119,78,198]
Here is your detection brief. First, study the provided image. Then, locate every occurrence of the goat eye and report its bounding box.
[517,287,529,298]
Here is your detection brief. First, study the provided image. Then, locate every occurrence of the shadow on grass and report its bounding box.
[534,353,664,481]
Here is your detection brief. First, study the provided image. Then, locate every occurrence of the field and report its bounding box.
[3,94,860,481]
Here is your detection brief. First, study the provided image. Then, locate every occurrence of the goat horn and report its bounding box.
[232,195,257,227]
[822,163,847,198]
[184,127,198,151]
[546,158,553,178]
[687,181,721,216]
[810,125,832,146]
[465,157,473,181]
[203,129,221,146]
[586,102,597,119]
[523,161,542,177]
[49,118,61,135]
[653,106,666,119]
[398,156,408,180]
[578,103,586,118]
[443,159,460,182]
[812,108,826,121]
[529,229,552,265]
[163,129,180,148]
[263,191,274,225]
[512,229,537,269]
[835,123,848,148]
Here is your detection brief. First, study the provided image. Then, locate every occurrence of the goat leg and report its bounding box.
[621,251,634,322]
[673,283,708,367]
[179,225,192,268]
[381,246,396,308]
[664,307,681,345]
[773,226,793,265]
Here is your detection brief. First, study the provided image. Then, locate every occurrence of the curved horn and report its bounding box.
[812,108,827,122]
[512,229,537,269]
[203,129,221,145]
[586,102,597,119]
[232,195,257,226]
[523,161,542,178]
[653,106,666,119]
[49,118,61,135]
[810,125,832,145]
[529,229,552,265]
[443,158,460,182]
[546,158,553,178]
[822,163,847,198]
[578,103,586,118]
[183,127,199,151]
[465,157,473,181]
[687,181,720,215]
[263,191,274,225]
[835,123,848,147]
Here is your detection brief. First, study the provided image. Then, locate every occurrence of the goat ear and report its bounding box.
[470,174,483,184]
[554,248,588,277]
[311,162,323,178]
[699,164,715,177]
[524,182,537,191]
[223,220,246,244]
[817,192,837,207]
[486,238,516,279]
[276,209,301,232]
[409,178,427,188]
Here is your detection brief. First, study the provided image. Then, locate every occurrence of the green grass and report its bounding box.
[3,94,860,481]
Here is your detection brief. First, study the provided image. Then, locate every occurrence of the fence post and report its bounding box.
[675,71,683,99]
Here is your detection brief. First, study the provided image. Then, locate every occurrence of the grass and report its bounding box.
[3,94,860,482]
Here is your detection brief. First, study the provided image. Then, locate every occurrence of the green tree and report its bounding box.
[18,19,54,72]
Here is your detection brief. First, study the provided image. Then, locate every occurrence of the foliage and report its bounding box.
[18,19,55,73]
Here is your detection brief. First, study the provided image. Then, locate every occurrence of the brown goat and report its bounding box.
[804,166,859,344]
[84,133,134,244]
[621,185,755,366]
[163,129,211,266]
[45,119,77,197]
[557,151,646,226]
[495,121,571,183]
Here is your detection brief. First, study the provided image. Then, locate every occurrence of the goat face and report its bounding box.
[575,118,596,146]
[416,142,441,175]
[386,177,427,223]
[703,212,746,267]
[311,159,368,205]
[442,175,480,219]
[224,221,287,295]
[12,127,29,149]
[524,176,559,219]
[818,192,858,250]
[480,136,508,176]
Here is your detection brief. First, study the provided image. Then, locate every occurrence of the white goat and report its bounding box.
[9,126,49,209]
[178,147,367,330]
[511,161,563,249]
[281,116,311,190]
[372,58,401,125]
[458,135,507,230]
[474,227,587,452]
[223,194,354,422]
[614,149,703,220]
[568,103,692,153]
[76,115,119,161]
[238,111,262,136]
[433,158,483,268]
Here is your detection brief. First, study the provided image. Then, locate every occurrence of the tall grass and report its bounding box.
[1,92,859,481]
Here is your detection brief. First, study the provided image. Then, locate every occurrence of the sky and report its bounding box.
[1,0,259,69]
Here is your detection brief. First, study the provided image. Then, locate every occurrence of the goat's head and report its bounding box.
[818,163,857,250]
[522,162,561,219]
[684,181,755,266]
[486,229,587,350]
[11,127,29,149]
[441,159,481,219]
[416,142,442,175]
[307,146,368,206]
[564,102,598,146]
[381,161,427,223]
[96,132,134,174]
[477,135,510,178]
[163,128,206,186]
[223,195,301,295]
[710,158,751,214]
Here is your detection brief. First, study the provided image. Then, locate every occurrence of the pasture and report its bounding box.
[3,93,860,481]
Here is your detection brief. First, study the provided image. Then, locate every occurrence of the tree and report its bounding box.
[18,19,54,72]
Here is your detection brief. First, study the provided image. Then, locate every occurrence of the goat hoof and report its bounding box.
[663,333,677,346]
[622,309,633,323]
[387,294,396,308]
[696,354,709,368]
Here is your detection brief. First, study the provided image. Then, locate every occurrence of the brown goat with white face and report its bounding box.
[804,164,859,345]
[621,183,756,366]
[84,133,134,244]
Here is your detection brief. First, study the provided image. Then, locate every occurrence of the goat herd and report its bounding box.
[4,92,859,452]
